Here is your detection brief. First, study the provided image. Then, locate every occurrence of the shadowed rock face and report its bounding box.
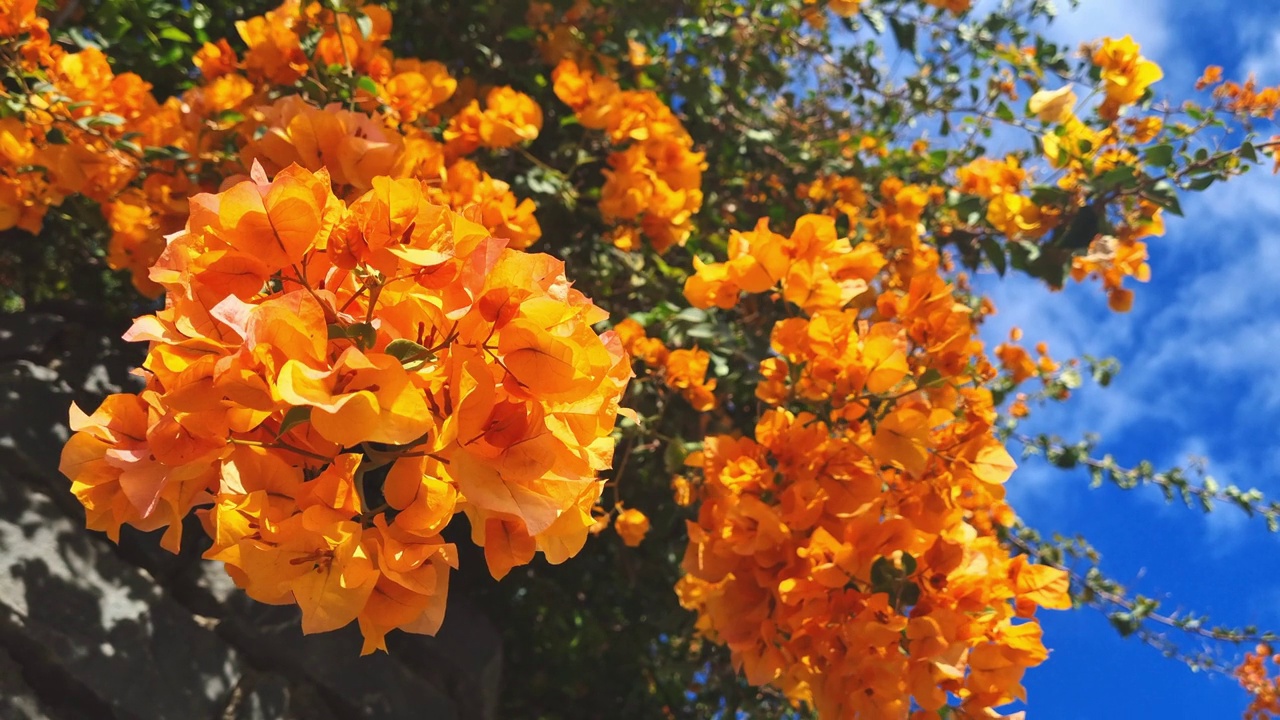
[0,304,502,720]
[0,473,242,720]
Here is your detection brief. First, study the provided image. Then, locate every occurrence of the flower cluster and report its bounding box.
[0,14,209,295]
[552,57,705,253]
[526,0,608,67]
[444,86,544,158]
[678,194,1070,715]
[967,39,1170,312]
[1091,35,1164,121]
[1068,231,1153,312]
[1239,645,1280,720]
[239,96,410,197]
[0,0,545,295]
[685,214,886,315]
[614,507,651,547]
[240,95,543,250]
[614,318,717,411]
[60,163,631,653]
[994,328,1059,386]
[1196,65,1280,120]
[800,174,870,222]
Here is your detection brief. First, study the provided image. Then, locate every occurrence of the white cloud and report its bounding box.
[1241,30,1280,83]
[969,0,1280,551]
[1043,0,1172,59]
[980,133,1280,535]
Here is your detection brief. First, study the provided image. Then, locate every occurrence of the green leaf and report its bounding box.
[384,338,436,370]
[143,145,191,162]
[900,553,918,576]
[981,236,1007,276]
[861,8,887,34]
[355,12,374,39]
[328,322,377,350]
[1146,180,1183,216]
[357,75,379,94]
[1058,367,1083,389]
[897,581,921,607]
[1029,185,1070,206]
[674,307,708,324]
[1109,610,1140,637]
[889,17,917,53]
[1095,165,1138,191]
[277,406,312,437]
[1186,175,1216,191]
[1143,143,1174,168]
[85,113,126,128]
[1053,203,1101,251]
[915,367,945,389]
[869,557,899,593]
[504,25,537,42]
[157,26,193,43]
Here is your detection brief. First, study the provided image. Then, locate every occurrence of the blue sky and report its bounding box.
[968,0,1280,716]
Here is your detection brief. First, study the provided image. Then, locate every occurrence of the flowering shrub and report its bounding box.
[2,0,1279,716]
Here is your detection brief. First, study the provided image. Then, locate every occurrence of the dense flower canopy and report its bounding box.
[2,0,1278,716]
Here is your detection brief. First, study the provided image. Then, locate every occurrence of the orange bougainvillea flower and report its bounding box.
[62,161,630,652]
[277,346,436,446]
[193,39,239,79]
[60,393,218,552]
[372,58,457,125]
[674,176,1069,716]
[444,86,543,157]
[551,57,704,253]
[1092,36,1163,119]
[236,2,308,85]
[615,508,650,546]
[0,0,547,296]
[241,96,407,195]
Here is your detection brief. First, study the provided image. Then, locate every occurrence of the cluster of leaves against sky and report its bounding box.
[7,0,1280,716]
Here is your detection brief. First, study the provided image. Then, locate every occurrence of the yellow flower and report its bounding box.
[1128,116,1163,143]
[956,157,1025,199]
[615,508,650,547]
[671,475,695,507]
[1027,85,1076,123]
[627,39,650,67]
[1042,117,1098,168]
[1092,36,1163,116]
[986,193,1045,239]
[828,0,861,17]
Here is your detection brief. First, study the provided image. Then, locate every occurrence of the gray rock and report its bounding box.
[216,599,460,720]
[217,670,342,720]
[0,473,242,720]
[0,313,67,362]
[0,646,68,720]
